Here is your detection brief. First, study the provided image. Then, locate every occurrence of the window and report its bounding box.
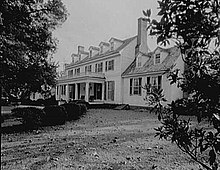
[85,65,92,73]
[146,76,162,92]
[107,81,115,101]
[61,85,66,95]
[75,68,80,75]
[129,78,142,95]
[137,56,142,67]
[89,50,92,57]
[68,70,73,77]
[95,62,103,72]
[105,60,114,71]
[155,54,160,64]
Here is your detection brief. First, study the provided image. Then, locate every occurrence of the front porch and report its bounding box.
[68,82,105,102]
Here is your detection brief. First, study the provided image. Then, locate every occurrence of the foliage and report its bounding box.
[43,105,67,125]
[143,0,220,169]
[12,107,45,128]
[60,103,86,121]
[0,0,68,100]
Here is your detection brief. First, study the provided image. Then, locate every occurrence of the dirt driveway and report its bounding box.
[1,109,200,170]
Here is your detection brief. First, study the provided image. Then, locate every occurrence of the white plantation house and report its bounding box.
[56,18,185,106]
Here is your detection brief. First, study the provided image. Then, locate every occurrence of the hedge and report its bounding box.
[61,103,84,121]
[43,105,67,126]
[12,107,45,128]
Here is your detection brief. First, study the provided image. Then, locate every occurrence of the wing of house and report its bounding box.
[121,46,185,106]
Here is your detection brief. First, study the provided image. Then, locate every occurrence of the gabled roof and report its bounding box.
[66,36,137,68]
[122,46,180,77]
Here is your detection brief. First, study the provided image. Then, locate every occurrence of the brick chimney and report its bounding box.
[136,18,149,54]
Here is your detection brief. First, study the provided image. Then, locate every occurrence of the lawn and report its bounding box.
[1,108,201,170]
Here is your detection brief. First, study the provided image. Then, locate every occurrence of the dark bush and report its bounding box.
[78,104,87,115]
[12,107,45,128]
[69,99,90,109]
[60,103,82,121]
[44,95,58,106]
[43,105,67,125]
[1,115,5,123]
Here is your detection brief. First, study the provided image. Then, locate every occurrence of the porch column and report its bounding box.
[85,82,89,102]
[101,82,105,101]
[58,85,61,100]
[66,84,69,102]
[75,83,78,100]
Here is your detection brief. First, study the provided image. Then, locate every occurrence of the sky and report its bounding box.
[53,0,160,71]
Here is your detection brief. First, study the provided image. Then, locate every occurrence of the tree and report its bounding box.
[0,0,68,100]
[143,0,220,169]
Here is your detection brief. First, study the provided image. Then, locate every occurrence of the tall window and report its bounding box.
[75,68,80,75]
[146,76,162,92]
[95,62,103,72]
[85,65,92,73]
[61,85,66,95]
[107,81,115,101]
[68,70,73,77]
[105,60,114,71]
[129,78,142,95]
[155,54,161,64]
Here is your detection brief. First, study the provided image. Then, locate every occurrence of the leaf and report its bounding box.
[157,35,164,44]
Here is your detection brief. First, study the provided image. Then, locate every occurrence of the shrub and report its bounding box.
[12,107,45,128]
[70,99,90,109]
[44,95,58,106]
[60,103,82,121]
[78,104,87,115]
[43,105,67,126]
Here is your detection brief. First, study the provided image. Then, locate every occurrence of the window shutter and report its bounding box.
[112,60,114,70]
[95,64,97,72]
[139,78,142,95]
[105,61,108,71]
[130,78,133,95]
[158,76,162,89]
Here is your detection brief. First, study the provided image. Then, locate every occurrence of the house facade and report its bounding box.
[56,18,184,106]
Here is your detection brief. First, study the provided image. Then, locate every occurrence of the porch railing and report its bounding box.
[58,72,105,80]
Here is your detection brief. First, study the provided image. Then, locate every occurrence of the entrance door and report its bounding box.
[69,84,75,100]
[94,83,102,100]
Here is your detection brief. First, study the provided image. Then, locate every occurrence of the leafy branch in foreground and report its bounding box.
[143,0,220,169]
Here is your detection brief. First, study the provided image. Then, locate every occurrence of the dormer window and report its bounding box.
[137,56,142,67]
[155,53,161,64]
[100,46,103,54]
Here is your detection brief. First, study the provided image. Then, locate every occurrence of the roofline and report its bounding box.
[66,51,120,69]
[122,70,169,78]
[66,36,137,69]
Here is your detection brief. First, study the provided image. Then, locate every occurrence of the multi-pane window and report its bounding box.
[85,65,92,73]
[105,60,114,71]
[155,54,161,64]
[61,85,66,95]
[129,78,142,95]
[95,62,103,72]
[107,81,115,101]
[146,76,162,92]
[68,70,73,77]
[75,68,80,75]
